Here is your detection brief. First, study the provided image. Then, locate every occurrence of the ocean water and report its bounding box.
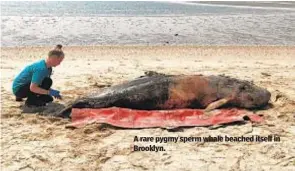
[3,1,294,17]
[1,1,295,46]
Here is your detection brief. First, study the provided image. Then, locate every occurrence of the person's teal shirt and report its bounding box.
[12,59,52,95]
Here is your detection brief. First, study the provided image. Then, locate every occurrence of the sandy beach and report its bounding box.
[1,46,295,170]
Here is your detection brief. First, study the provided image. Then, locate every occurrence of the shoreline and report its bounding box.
[185,1,295,11]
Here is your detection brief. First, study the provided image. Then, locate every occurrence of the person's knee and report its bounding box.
[41,77,52,90]
[48,95,53,101]
[41,95,53,103]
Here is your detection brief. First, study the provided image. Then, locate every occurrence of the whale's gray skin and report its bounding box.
[58,72,271,117]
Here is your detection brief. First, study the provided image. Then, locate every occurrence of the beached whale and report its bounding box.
[58,72,271,117]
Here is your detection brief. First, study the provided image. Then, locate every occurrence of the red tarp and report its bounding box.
[69,107,263,129]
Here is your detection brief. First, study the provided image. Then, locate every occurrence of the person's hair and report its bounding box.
[48,44,64,58]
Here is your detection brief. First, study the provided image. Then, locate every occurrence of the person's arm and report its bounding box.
[31,69,61,98]
[31,69,49,95]
[30,83,49,95]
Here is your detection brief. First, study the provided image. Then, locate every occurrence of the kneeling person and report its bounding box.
[12,45,65,107]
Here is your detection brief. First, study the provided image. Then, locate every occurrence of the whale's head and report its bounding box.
[234,82,271,108]
[218,76,271,109]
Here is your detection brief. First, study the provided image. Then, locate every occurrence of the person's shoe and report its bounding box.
[15,97,23,102]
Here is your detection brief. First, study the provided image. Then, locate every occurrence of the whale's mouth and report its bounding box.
[66,107,263,129]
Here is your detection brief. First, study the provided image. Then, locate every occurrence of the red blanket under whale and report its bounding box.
[69,107,263,128]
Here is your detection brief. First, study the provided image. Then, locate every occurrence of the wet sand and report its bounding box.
[1,46,295,170]
[194,1,295,9]
[2,12,295,47]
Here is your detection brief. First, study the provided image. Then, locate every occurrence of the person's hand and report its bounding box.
[49,88,62,99]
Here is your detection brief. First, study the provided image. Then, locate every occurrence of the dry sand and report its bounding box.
[1,46,295,171]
